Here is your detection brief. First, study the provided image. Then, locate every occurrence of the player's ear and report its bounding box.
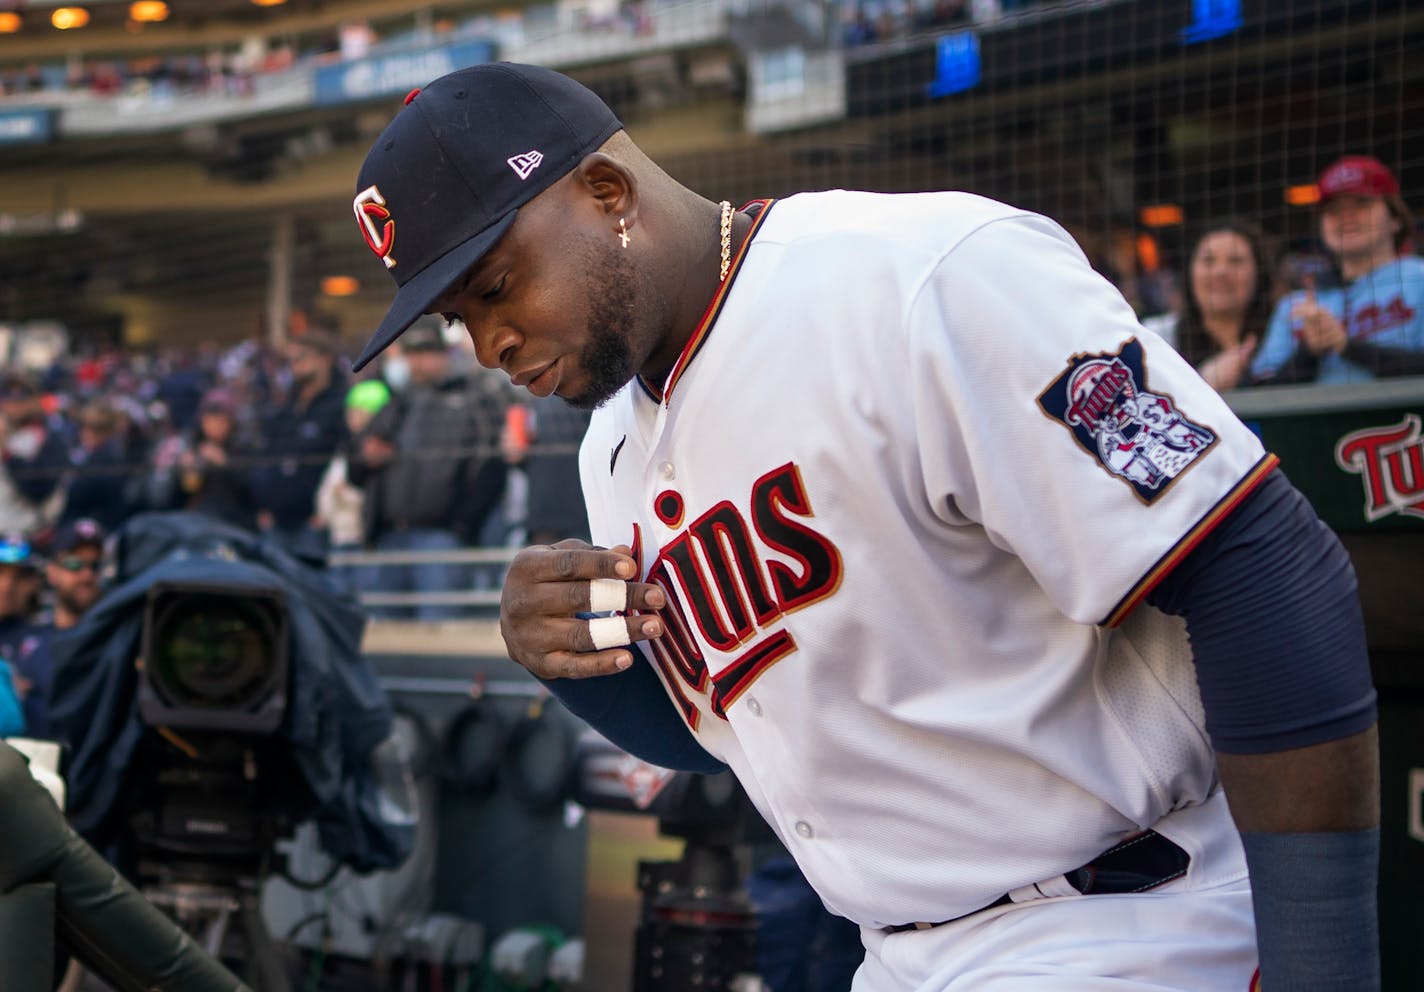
[574,152,638,231]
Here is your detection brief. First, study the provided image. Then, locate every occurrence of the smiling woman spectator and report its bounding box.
[1143,219,1279,392]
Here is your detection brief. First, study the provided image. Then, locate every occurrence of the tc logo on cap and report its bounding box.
[354,185,397,269]
[1317,155,1398,201]
[507,150,544,180]
[1324,162,1366,190]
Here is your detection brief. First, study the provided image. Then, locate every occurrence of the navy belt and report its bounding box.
[883,828,1190,934]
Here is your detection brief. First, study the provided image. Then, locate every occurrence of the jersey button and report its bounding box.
[659,461,676,480]
[794,820,814,839]
[745,697,762,716]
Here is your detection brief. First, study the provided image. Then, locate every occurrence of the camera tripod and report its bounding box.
[123,727,308,991]
[144,876,291,992]
[633,836,767,992]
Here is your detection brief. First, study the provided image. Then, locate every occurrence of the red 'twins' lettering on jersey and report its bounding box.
[1349,295,1415,340]
[632,462,844,730]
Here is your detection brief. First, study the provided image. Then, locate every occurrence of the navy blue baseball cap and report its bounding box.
[351,62,623,372]
[49,517,106,556]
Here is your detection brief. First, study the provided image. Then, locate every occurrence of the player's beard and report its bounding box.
[565,236,642,410]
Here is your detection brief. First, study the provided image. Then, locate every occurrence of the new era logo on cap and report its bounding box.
[508,150,544,180]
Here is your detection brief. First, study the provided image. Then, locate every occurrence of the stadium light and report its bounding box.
[0,13,20,33]
[51,7,90,30]
[1285,184,1322,206]
[250,0,289,7]
[320,275,360,297]
[1138,204,1184,228]
[129,2,169,23]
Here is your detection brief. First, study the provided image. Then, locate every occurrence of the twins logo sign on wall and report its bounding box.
[1335,414,1424,522]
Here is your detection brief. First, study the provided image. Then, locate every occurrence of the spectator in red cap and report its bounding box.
[1251,154,1424,383]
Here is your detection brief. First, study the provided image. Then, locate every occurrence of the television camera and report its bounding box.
[134,580,296,883]
[48,514,413,992]
[128,579,307,991]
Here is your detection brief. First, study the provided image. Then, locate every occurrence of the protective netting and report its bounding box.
[0,0,1418,549]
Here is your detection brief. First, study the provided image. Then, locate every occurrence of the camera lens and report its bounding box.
[150,593,278,709]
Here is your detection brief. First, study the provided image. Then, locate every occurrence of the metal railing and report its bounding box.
[328,544,520,613]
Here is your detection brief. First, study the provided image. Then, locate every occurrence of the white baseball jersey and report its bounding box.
[579,191,1274,933]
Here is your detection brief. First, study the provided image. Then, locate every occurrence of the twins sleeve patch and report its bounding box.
[1037,338,1216,503]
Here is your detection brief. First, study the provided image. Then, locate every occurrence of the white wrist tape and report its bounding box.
[588,577,627,614]
[588,615,631,651]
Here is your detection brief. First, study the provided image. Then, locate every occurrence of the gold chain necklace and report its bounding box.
[718,199,733,283]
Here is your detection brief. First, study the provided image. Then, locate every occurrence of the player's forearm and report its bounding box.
[1219,728,1381,992]
[1216,726,1379,833]
[1145,470,1381,988]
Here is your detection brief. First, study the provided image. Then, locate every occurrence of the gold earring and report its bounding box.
[618,218,630,248]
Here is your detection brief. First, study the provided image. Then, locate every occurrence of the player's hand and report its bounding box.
[500,540,666,680]
[1291,277,1348,356]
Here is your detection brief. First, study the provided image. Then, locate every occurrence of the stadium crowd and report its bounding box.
[0,320,529,551]
[0,0,639,106]
[0,315,536,739]
[0,0,1072,107]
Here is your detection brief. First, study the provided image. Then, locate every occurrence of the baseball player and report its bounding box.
[1251,154,1424,383]
[350,64,1380,991]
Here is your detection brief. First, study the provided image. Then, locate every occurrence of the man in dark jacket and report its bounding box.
[61,400,132,533]
[253,327,348,560]
[9,518,106,740]
[347,318,510,619]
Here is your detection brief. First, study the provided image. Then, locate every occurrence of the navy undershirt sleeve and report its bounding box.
[539,647,728,774]
[1146,467,1377,753]
[1241,828,1381,991]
